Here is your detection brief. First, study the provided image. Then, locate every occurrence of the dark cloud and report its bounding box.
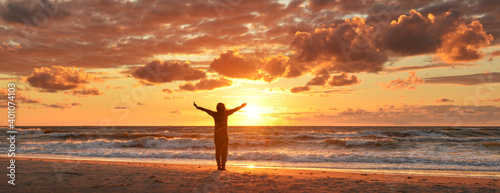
[71,102,81,106]
[131,60,206,84]
[292,17,388,74]
[179,77,232,91]
[384,71,424,90]
[0,0,69,26]
[383,63,474,72]
[290,86,310,93]
[379,9,455,56]
[64,86,104,97]
[328,73,360,86]
[424,72,500,85]
[338,108,369,116]
[435,98,454,103]
[26,65,102,92]
[44,102,71,109]
[306,69,330,86]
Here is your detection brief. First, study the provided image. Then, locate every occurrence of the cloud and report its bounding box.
[106,85,124,89]
[435,98,454,103]
[259,54,290,82]
[292,17,387,74]
[381,10,493,62]
[384,71,424,90]
[71,103,81,106]
[289,9,493,78]
[287,103,500,125]
[44,102,71,109]
[162,88,173,93]
[209,50,258,79]
[380,10,453,56]
[114,106,127,109]
[0,90,41,104]
[491,98,500,102]
[262,87,287,94]
[164,96,184,100]
[338,108,369,116]
[438,21,494,62]
[290,86,310,93]
[306,69,330,86]
[26,65,101,92]
[170,110,181,114]
[0,0,69,26]
[179,77,233,91]
[0,1,497,80]
[383,63,474,73]
[424,72,500,85]
[131,60,206,84]
[64,86,104,97]
[328,73,360,86]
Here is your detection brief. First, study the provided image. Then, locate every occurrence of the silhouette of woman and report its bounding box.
[194,102,246,170]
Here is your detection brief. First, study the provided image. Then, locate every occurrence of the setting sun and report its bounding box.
[241,105,260,118]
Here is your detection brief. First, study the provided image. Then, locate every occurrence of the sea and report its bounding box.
[1,126,499,178]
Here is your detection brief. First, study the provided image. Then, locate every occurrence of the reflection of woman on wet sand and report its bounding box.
[194,102,246,170]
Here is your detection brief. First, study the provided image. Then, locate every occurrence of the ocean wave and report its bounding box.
[324,138,397,148]
[14,148,500,167]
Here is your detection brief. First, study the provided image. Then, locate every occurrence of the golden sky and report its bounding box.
[1,0,499,126]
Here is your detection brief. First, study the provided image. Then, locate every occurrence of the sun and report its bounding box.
[241,105,260,119]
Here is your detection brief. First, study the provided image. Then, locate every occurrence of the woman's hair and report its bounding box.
[216,103,226,112]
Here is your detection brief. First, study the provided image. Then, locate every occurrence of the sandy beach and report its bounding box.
[1,157,498,192]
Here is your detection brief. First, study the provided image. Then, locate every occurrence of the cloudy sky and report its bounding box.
[1,0,499,126]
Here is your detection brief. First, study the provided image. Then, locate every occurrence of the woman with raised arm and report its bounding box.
[194,102,246,170]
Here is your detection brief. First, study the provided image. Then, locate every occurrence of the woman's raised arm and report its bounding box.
[226,103,247,115]
[194,102,215,115]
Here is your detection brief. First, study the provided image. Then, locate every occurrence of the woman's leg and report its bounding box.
[221,138,228,169]
[215,143,221,168]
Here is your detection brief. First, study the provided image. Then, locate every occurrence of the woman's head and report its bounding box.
[216,103,226,112]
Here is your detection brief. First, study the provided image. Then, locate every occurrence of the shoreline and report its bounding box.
[2,157,499,192]
[4,154,499,179]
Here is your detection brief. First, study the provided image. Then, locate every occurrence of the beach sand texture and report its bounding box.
[2,158,498,193]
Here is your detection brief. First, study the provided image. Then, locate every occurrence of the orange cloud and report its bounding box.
[209,50,258,79]
[179,77,232,91]
[26,65,101,92]
[384,71,424,90]
[438,21,493,62]
[0,90,41,104]
[290,86,310,93]
[162,89,173,93]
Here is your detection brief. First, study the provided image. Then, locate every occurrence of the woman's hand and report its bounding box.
[241,103,247,108]
[193,101,199,108]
